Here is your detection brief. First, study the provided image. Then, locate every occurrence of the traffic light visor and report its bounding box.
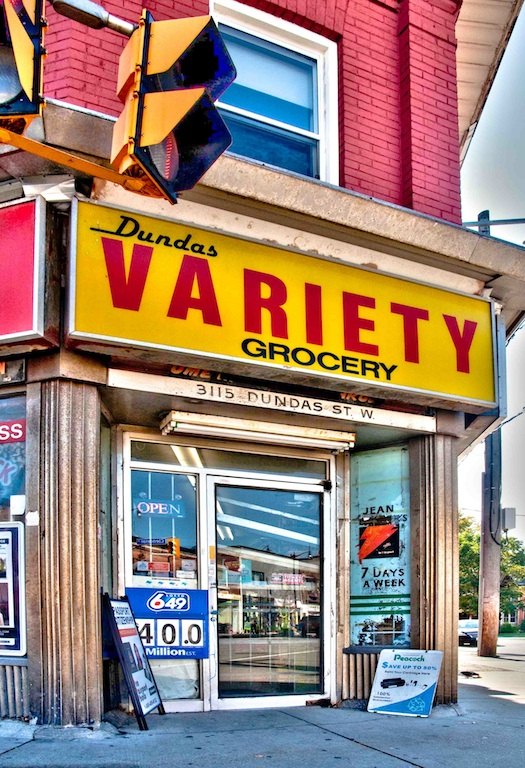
[0,0,44,119]
[143,15,236,101]
[136,88,232,195]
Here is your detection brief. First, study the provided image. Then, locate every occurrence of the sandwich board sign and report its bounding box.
[368,649,443,717]
[103,594,165,729]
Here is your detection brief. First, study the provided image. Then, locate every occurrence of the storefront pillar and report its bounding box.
[410,434,459,704]
[26,378,102,724]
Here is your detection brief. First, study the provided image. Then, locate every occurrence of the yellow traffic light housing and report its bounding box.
[167,538,180,558]
[0,0,45,133]
[111,12,236,203]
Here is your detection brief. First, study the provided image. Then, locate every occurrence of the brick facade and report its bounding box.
[44,0,462,223]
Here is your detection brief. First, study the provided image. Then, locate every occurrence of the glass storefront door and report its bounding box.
[125,438,331,711]
[209,476,324,707]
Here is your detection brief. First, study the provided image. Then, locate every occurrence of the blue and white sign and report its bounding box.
[368,649,443,717]
[126,587,209,659]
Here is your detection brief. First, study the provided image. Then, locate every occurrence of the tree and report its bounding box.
[459,513,525,617]
[500,535,525,615]
[459,514,480,616]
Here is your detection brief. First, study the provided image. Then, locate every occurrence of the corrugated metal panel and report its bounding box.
[346,653,379,701]
[0,665,30,720]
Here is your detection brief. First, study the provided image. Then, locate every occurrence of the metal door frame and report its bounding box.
[206,473,334,711]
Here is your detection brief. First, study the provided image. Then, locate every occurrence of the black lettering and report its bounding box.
[156,235,172,246]
[90,214,142,237]
[313,402,323,412]
[196,384,207,395]
[361,408,374,419]
[242,338,267,358]
[261,393,272,404]
[115,215,140,237]
[174,234,191,250]
[137,230,154,243]
[275,396,287,407]
[361,360,380,378]
[291,347,315,366]
[318,351,339,370]
[208,245,218,258]
[381,363,398,380]
[342,356,359,373]
[332,404,342,414]
[269,343,290,362]
[191,243,205,254]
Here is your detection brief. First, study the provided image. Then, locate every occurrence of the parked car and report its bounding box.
[458,619,479,646]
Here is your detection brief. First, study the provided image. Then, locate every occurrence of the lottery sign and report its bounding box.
[126,587,209,659]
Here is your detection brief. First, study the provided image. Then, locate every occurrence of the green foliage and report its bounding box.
[459,513,525,617]
[499,622,517,635]
[459,515,480,616]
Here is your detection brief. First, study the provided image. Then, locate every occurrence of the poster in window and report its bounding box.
[350,447,410,647]
[0,522,26,656]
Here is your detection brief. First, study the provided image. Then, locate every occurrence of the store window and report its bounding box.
[0,395,26,657]
[349,446,410,648]
[213,0,338,182]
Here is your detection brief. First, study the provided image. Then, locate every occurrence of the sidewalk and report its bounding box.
[1,639,524,768]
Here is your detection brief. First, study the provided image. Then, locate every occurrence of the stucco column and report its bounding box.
[410,434,459,704]
[26,378,102,725]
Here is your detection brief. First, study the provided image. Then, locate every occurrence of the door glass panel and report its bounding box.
[130,469,200,699]
[215,484,322,697]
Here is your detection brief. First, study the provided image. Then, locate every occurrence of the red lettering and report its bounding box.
[305,283,323,345]
[391,303,429,363]
[102,237,153,311]
[443,315,477,373]
[244,269,288,338]
[167,255,222,326]
[343,292,378,355]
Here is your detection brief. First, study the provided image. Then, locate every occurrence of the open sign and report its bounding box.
[134,499,185,518]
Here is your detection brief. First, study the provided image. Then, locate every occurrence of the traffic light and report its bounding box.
[111,12,236,203]
[167,538,180,557]
[0,0,45,132]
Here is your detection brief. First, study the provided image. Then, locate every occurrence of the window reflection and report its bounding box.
[131,470,198,587]
[216,485,322,697]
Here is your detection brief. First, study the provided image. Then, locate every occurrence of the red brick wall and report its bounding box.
[43,0,461,224]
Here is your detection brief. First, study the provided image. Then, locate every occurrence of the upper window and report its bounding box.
[212,0,338,183]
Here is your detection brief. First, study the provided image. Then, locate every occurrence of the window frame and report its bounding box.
[211,0,339,184]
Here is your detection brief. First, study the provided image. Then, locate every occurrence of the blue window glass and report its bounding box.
[218,25,319,177]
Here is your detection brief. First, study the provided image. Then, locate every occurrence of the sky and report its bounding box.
[459,8,525,542]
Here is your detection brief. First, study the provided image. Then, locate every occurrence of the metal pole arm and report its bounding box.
[0,127,146,193]
[49,0,137,37]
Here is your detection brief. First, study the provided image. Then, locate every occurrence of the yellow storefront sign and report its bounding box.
[69,200,497,406]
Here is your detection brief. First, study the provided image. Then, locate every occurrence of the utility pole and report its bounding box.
[478,429,502,656]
